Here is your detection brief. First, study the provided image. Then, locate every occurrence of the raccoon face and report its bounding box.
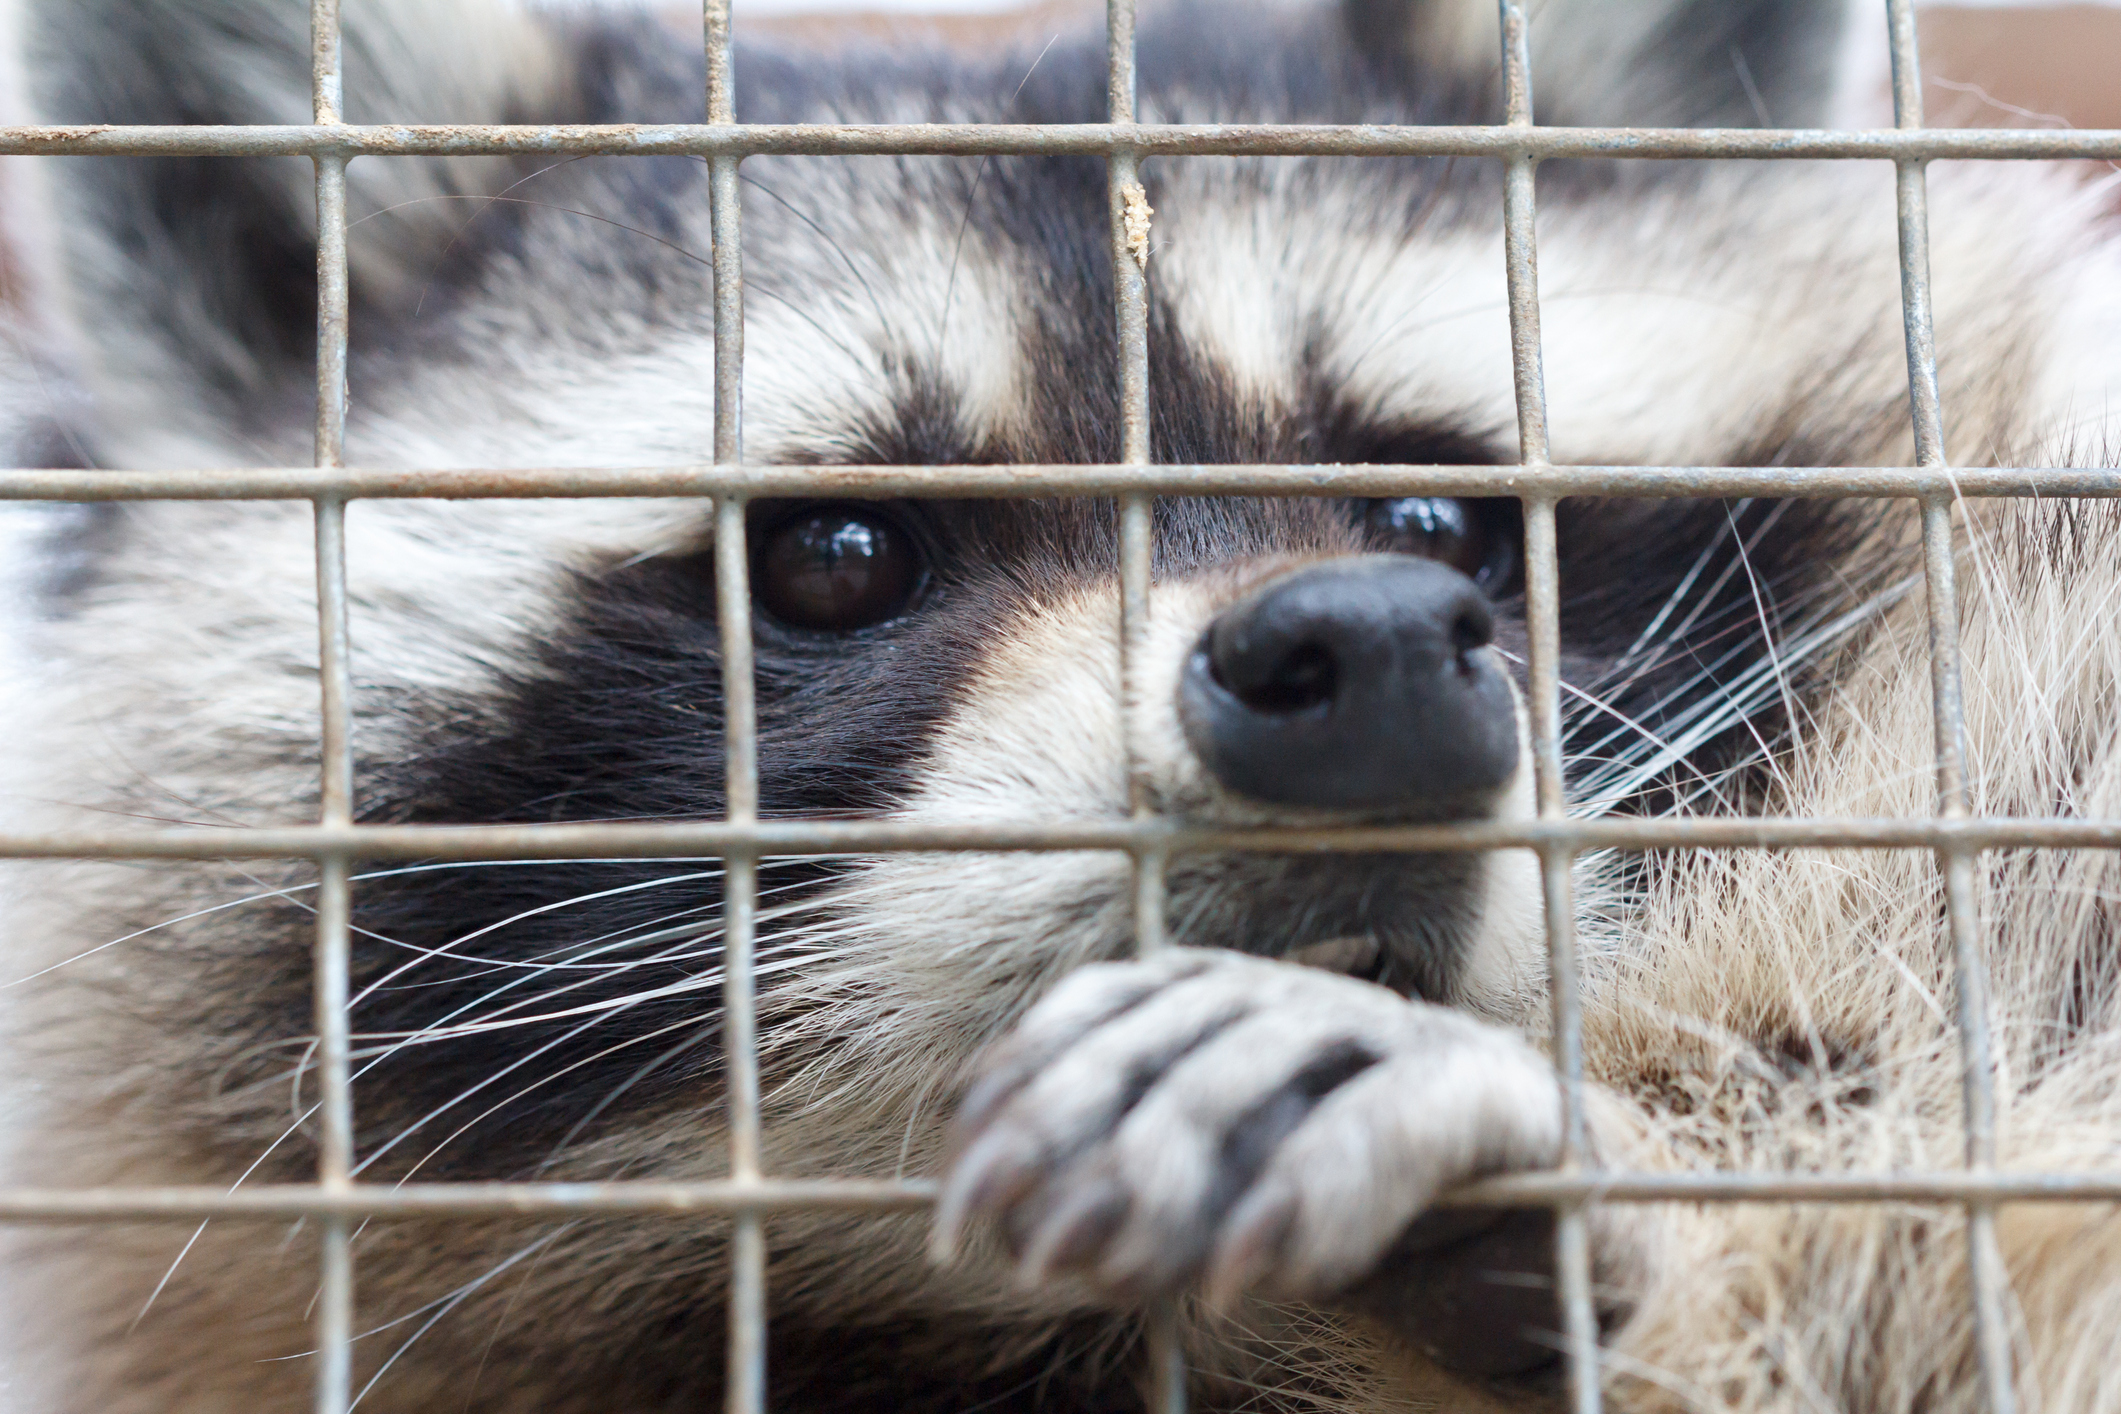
[23,0,2121,1406]
[13,0,2109,1383]
[6,0,1985,1186]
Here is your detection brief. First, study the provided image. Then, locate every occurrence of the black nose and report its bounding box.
[1179,557,1520,811]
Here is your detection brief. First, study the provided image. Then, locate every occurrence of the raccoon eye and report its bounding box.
[754,506,923,631]
[1361,497,1515,591]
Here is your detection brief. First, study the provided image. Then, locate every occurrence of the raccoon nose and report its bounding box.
[1178,557,1520,811]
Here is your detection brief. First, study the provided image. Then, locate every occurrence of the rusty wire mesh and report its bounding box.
[0,0,2101,1410]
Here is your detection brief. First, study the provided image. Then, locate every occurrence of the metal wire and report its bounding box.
[307,2,355,1409]
[19,813,2121,860]
[10,1167,2121,1225]
[1883,3,2018,1409]
[11,462,2121,501]
[17,122,2121,160]
[0,2,2086,1412]
[701,7,769,1412]
[1494,1,1600,1404]
[15,814,2121,860]
[1102,0,1187,1403]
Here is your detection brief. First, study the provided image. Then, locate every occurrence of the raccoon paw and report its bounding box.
[934,949,1597,1372]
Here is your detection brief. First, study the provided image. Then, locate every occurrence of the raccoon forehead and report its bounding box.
[39,0,2091,496]
[1144,162,1920,473]
[357,163,1919,479]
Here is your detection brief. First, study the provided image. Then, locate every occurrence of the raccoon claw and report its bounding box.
[937,949,1575,1337]
[1203,1183,1299,1307]
[1020,1175,1131,1281]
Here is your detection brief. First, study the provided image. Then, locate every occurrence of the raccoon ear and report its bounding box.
[25,0,581,446]
[1343,0,1855,127]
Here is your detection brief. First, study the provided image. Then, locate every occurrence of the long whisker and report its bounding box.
[737,167,895,338]
[350,883,840,1055]
[459,1226,561,1414]
[353,154,598,316]
[346,1229,576,1409]
[1574,574,1919,809]
[1564,588,1811,766]
[353,855,831,995]
[370,870,824,987]
[9,857,736,988]
[355,923,857,1057]
[129,1098,322,1329]
[533,1024,721,1176]
[1520,661,1750,816]
[336,904,873,1150]
[378,1012,720,1186]
[348,870,734,1007]
[1606,502,1746,682]
[937,31,1062,353]
[1723,501,1803,755]
[356,940,864,1175]
[4,883,325,988]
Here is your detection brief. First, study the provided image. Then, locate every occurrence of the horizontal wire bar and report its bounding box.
[8,122,2121,161]
[15,816,2121,860]
[5,1171,2121,1223]
[0,1181,938,1222]
[4,464,2119,502]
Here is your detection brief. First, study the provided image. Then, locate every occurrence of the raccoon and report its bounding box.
[5,0,2121,1410]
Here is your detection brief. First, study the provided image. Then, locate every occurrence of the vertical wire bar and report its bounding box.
[1498,2,1597,1407]
[705,0,735,128]
[310,851,354,1414]
[1926,491,2015,1414]
[1885,3,2016,1409]
[706,6,765,1414]
[308,4,353,1413]
[1105,0,1149,801]
[713,492,760,1173]
[1106,0,1136,127]
[716,497,766,1414]
[707,3,743,465]
[1108,0,1155,839]
[1497,4,1549,476]
[1106,1,1179,1407]
[310,0,342,125]
[1527,502,1598,1414]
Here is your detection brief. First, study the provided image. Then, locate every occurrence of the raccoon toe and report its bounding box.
[1015,1004,1399,1292]
[1195,1018,1564,1301]
[937,951,1568,1313]
[934,951,1249,1258]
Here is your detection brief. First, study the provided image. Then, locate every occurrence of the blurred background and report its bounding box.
[692,0,2121,130]
[1909,3,2121,128]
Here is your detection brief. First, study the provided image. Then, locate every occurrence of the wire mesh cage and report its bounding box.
[4,1,2118,1411]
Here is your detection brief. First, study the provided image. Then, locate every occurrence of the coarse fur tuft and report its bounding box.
[5,0,2121,1410]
